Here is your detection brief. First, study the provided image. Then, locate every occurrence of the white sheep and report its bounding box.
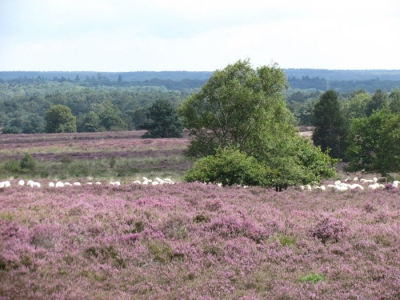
[32,182,41,188]
[155,177,164,184]
[64,182,72,186]
[163,178,174,184]
[349,184,363,191]
[49,182,55,188]
[95,182,102,185]
[73,182,81,186]
[367,183,384,190]
[55,181,65,188]
[132,180,141,185]
[18,180,25,186]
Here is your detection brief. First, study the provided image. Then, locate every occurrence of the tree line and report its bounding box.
[2,62,400,182]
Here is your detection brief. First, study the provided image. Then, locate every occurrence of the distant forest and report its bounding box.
[2,69,400,93]
[1,69,400,134]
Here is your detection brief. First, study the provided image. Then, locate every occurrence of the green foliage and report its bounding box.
[389,88,400,113]
[178,59,294,158]
[3,159,22,173]
[299,272,325,284]
[60,155,73,164]
[109,157,117,169]
[45,105,77,133]
[141,99,183,138]
[365,89,389,117]
[341,90,371,120]
[1,126,22,134]
[81,111,100,132]
[20,153,37,172]
[277,234,297,246]
[98,108,127,131]
[295,139,339,184]
[345,109,399,175]
[180,60,337,189]
[185,148,277,187]
[312,90,348,159]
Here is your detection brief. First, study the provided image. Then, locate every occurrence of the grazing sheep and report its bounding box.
[95,182,102,185]
[367,183,384,190]
[49,182,55,188]
[86,182,93,185]
[335,185,349,192]
[73,182,81,186]
[349,184,364,191]
[163,178,174,184]
[55,182,65,188]
[18,180,25,186]
[132,180,141,185]
[32,182,41,188]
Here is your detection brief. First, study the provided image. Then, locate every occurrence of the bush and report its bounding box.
[20,153,37,172]
[3,159,22,173]
[309,217,348,244]
[185,148,277,187]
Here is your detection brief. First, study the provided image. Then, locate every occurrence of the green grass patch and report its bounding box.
[299,272,325,284]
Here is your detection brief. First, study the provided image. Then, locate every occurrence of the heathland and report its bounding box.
[1,131,400,299]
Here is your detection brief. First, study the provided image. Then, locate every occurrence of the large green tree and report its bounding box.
[45,105,77,133]
[312,90,348,159]
[178,60,337,189]
[81,111,100,132]
[365,89,388,116]
[342,90,371,120]
[346,109,400,175]
[141,99,183,138]
[178,59,295,158]
[98,108,127,131]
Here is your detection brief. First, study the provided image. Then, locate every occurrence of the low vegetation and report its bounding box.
[1,182,399,299]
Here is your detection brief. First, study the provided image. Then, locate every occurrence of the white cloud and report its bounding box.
[1,0,400,71]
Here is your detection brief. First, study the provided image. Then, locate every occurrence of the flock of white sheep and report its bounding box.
[299,177,399,192]
[1,176,399,191]
[0,177,175,189]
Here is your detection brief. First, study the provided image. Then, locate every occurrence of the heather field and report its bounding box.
[0,131,190,181]
[1,183,400,299]
[1,131,400,299]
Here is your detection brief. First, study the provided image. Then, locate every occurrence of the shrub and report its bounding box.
[3,159,22,173]
[20,153,37,172]
[185,148,277,187]
[309,217,348,243]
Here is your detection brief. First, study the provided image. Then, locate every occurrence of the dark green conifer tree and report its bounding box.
[141,99,183,138]
[312,90,348,159]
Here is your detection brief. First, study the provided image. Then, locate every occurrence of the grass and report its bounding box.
[0,160,185,181]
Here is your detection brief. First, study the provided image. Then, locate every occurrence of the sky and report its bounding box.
[1,0,400,72]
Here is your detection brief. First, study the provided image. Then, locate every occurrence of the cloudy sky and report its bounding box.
[1,0,400,71]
